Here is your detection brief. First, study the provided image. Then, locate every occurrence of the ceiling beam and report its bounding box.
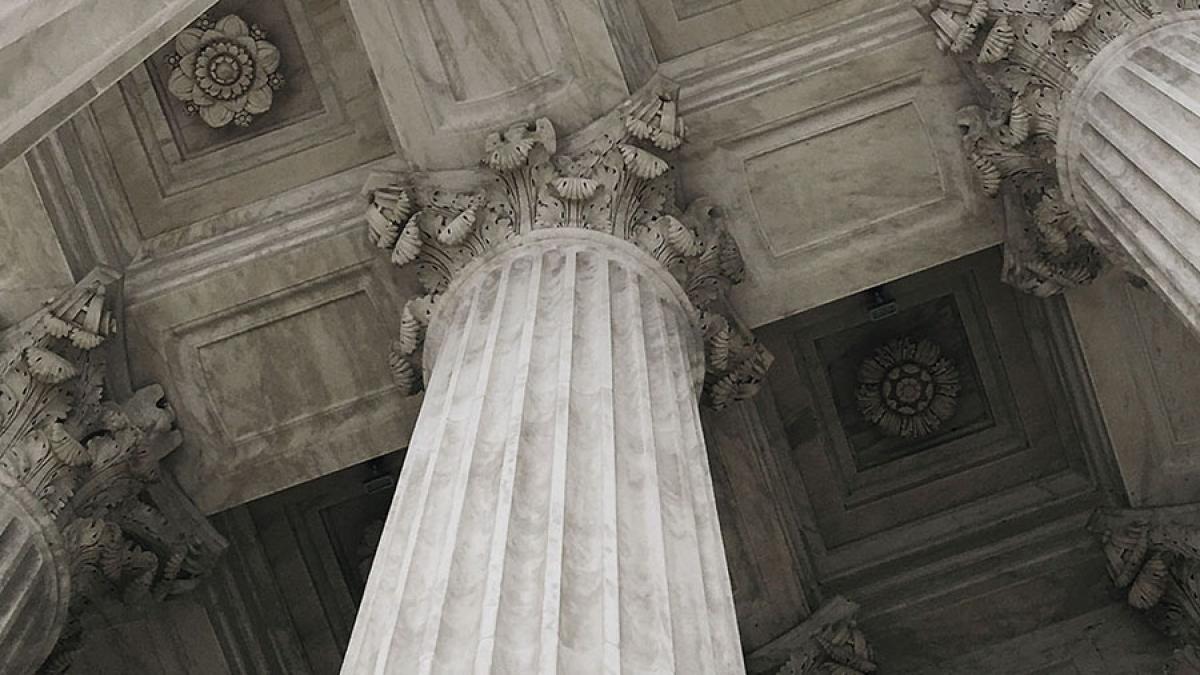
[0,0,213,168]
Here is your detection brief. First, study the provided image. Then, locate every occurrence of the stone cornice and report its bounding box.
[364,81,772,409]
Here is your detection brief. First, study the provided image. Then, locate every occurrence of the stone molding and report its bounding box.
[915,0,1198,297]
[1090,506,1200,672]
[0,269,224,672]
[364,81,772,409]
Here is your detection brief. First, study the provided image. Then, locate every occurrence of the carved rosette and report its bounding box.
[914,0,1200,295]
[166,13,284,128]
[1089,509,1200,669]
[365,83,771,409]
[857,338,960,438]
[0,272,225,673]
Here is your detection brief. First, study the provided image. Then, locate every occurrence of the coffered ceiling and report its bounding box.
[25,0,1006,515]
[16,1,1197,671]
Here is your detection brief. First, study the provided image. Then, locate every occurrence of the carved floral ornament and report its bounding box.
[364,84,772,409]
[0,273,224,673]
[915,0,1198,297]
[166,13,284,128]
[1090,509,1200,672]
[857,338,960,438]
[779,618,878,675]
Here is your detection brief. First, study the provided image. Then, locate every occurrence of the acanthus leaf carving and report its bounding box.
[1090,508,1200,670]
[365,82,771,408]
[765,598,878,675]
[0,271,225,673]
[916,0,1198,296]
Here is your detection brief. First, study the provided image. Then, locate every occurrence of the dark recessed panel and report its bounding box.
[757,247,1104,574]
[813,294,993,470]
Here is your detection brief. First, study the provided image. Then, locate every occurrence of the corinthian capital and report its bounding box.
[364,81,771,409]
[0,270,225,673]
[916,0,1196,296]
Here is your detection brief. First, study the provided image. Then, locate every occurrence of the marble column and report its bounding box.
[916,2,1200,330]
[344,230,741,674]
[345,86,771,673]
[1057,13,1200,336]
[340,0,645,169]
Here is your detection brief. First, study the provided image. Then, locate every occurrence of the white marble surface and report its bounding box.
[0,473,70,675]
[0,157,73,329]
[0,0,89,50]
[343,231,744,673]
[0,0,212,167]
[676,10,1002,327]
[342,0,629,169]
[1057,12,1200,339]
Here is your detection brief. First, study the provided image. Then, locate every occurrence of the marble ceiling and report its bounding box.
[15,0,1008,514]
[12,0,1200,672]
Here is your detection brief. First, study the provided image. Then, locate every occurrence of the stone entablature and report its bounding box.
[1091,507,1200,672]
[916,1,1200,308]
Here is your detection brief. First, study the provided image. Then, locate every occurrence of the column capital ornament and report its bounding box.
[747,597,878,675]
[1089,507,1200,671]
[0,270,225,673]
[916,0,1198,297]
[779,617,877,675]
[364,82,771,409]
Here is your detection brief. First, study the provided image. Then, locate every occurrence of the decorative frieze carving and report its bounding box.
[166,13,284,128]
[856,337,960,439]
[1090,508,1200,672]
[365,82,771,409]
[0,270,224,673]
[915,0,1196,295]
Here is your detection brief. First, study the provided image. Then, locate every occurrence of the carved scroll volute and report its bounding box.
[364,81,772,409]
[1089,508,1200,668]
[0,270,225,673]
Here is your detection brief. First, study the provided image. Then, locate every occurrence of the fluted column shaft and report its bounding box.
[1058,13,1200,334]
[342,230,744,674]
